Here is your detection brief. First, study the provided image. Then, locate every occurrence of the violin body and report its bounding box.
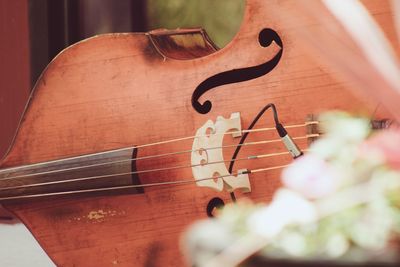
[1,1,396,266]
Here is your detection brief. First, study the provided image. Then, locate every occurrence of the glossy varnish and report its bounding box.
[0,1,397,266]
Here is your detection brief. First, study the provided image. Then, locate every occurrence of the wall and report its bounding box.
[0,0,31,160]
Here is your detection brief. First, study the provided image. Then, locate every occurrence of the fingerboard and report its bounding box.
[0,147,143,202]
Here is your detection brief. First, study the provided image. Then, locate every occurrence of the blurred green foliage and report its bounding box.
[147,0,245,48]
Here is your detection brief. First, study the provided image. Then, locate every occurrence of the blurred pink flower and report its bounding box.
[282,154,338,199]
[361,128,400,170]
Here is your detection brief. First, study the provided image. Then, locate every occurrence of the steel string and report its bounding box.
[0,121,318,178]
[0,164,289,201]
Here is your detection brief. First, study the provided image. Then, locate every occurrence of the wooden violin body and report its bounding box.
[0,0,397,266]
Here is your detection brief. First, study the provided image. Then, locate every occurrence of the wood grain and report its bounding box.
[0,0,397,266]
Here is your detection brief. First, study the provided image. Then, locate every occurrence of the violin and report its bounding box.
[0,0,396,266]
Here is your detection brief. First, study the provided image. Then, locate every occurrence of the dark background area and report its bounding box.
[29,0,148,87]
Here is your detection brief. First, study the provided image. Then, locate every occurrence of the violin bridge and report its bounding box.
[191,112,251,193]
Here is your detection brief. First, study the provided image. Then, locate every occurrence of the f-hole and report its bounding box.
[191,28,283,114]
[206,197,225,217]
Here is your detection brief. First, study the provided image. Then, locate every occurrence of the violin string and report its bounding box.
[242,121,318,133]
[0,133,319,182]
[0,164,288,201]
[0,121,319,175]
[0,150,307,192]
[135,121,318,149]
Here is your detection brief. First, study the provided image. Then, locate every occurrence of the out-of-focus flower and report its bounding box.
[183,219,235,267]
[319,112,371,142]
[310,112,370,161]
[218,200,256,232]
[350,203,393,250]
[325,233,349,258]
[360,129,400,170]
[247,189,317,239]
[183,112,400,264]
[277,231,308,257]
[282,155,339,199]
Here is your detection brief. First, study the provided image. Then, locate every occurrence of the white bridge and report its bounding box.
[191,112,251,193]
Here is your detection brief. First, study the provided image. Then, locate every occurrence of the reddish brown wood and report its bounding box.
[0,0,397,266]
